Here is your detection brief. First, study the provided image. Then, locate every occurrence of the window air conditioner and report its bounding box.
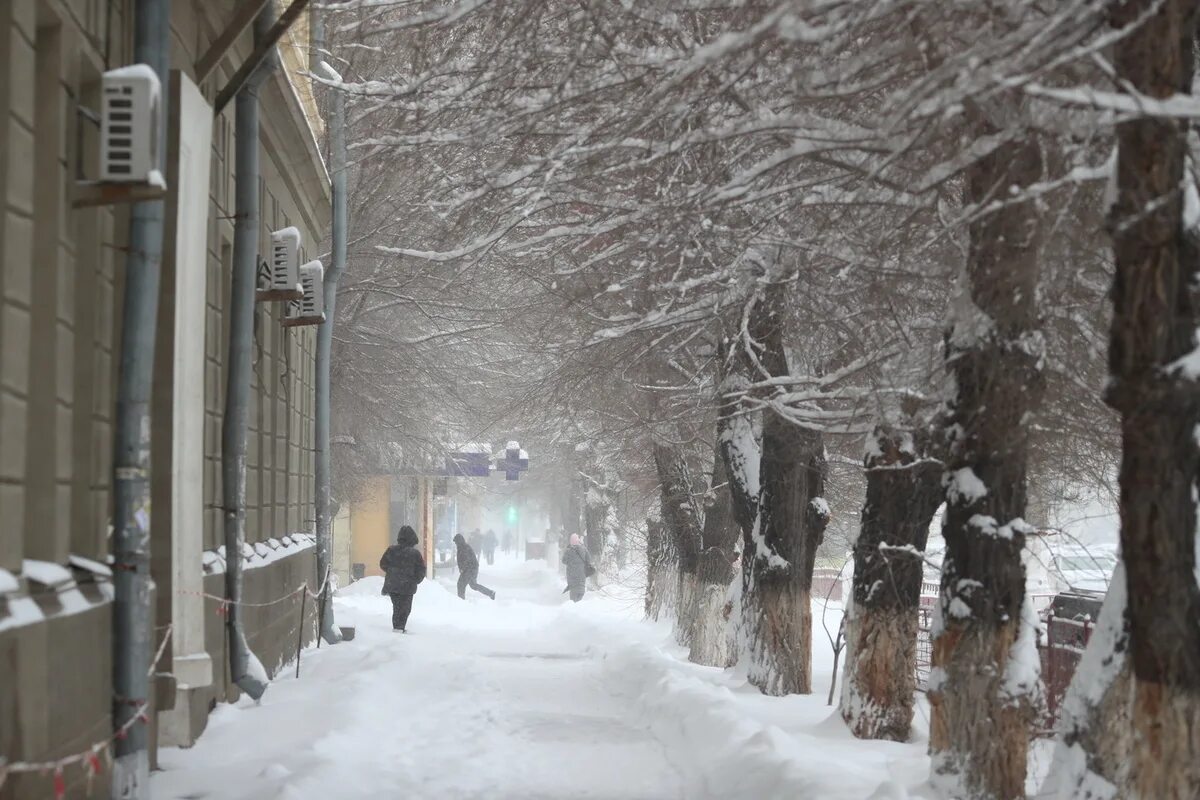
[283,260,326,326]
[259,227,304,301]
[100,64,161,184]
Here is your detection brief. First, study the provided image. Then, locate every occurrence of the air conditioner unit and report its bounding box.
[100,64,161,184]
[283,260,326,327]
[259,227,303,301]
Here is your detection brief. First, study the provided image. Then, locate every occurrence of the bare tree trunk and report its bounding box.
[689,445,741,668]
[582,466,610,587]
[720,282,830,696]
[841,424,942,742]
[653,442,703,645]
[928,126,1045,797]
[1104,3,1200,796]
[645,517,677,621]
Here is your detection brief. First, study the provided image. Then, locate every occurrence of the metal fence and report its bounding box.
[913,586,1092,730]
[812,567,844,603]
[1041,612,1093,727]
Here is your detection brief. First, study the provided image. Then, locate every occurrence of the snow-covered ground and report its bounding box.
[152,557,940,799]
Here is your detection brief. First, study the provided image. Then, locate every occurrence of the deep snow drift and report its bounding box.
[152,558,939,799]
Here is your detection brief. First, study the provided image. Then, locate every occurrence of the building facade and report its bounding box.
[0,2,330,796]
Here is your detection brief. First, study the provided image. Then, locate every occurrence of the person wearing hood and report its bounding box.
[562,533,594,602]
[483,529,498,565]
[454,533,496,600]
[380,525,427,632]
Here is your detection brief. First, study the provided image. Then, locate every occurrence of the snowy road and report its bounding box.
[153,559,685,800]
[152,558,934,799]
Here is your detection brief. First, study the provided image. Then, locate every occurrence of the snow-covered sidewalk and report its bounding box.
[151,558,930,799]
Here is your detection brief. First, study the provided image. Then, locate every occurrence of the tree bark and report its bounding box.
[719,281,830,696]
[582,465,610,586]
[841,424,943,742]
[928,124,1045,797]
[1104,3,1200,796]
[689,445,741,668]
[653,442,703,645]
[1041,564,1132,799]
[645,517,676,621]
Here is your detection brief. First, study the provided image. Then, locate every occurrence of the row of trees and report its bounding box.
[322,0,1199,796]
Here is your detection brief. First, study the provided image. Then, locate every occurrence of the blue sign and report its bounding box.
[444,451,490,477]
[495,444,530,481]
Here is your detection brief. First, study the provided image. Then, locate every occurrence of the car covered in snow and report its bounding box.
[920,529,1117,618]
[1025,534,1117,598]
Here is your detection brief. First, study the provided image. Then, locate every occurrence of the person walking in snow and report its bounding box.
[380,525,426,632]
[454,533,496,600]
[562,533,594,602]
[483,529,498,565]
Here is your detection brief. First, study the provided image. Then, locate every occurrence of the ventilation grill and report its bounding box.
[100,65,160,183]
[283,261,325,327]
[259,227,303,301]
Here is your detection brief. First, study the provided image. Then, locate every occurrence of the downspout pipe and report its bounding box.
[111,0,169,796]
[221,8,278,701]
[314,63,345,644]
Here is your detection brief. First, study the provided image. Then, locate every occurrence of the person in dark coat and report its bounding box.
[380,525,426,631]
[483,529,498,565]
[454,533,496,600]
[468,529,483,557]
[562,533,594,602]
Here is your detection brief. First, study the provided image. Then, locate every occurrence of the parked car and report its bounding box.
[921,529,1117,617]
[1046,590,1104,622]
[1026,533,1116,601]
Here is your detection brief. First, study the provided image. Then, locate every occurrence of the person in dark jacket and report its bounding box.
[562,533,594,602]
[380,525,426,631]
[483,529,498,565]
[454,533,496,600]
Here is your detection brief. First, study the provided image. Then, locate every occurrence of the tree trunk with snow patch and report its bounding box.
[645,517,676,621]
[720,283,830,696]
[841,424,942,742]
[653,443,703,645]
[1041,564,1131,799]
[583,471,611,587]
[928,123,1045,798]
[689,445,740,668]
[1103,3,1200,796]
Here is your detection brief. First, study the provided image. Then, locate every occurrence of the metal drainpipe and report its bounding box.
[221,8,278,701]
[314,75,346,643]
[111,0,169,795]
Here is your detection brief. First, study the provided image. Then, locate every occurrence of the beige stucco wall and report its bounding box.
[351,475,392,578]
[0,2,333,794]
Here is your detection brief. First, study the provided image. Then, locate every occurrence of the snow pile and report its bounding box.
[155,557,934,800]
[337,575,385,597]
[601,643,923,799]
